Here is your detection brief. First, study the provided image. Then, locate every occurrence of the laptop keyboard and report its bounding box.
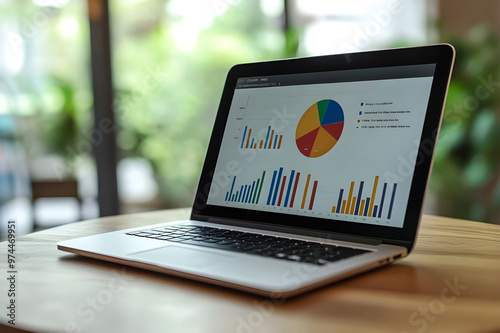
[126,225,369,266]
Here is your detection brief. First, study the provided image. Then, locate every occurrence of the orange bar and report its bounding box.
[345,182,355,214]
[259,140,263,149]
[300,174,311,209]
[359,200,366,216]
[331,206,336,213]
[277,135,283,149]
[268,130,274,149]
[253,143,257,148]
[245,129,252,148]
[341,200,347,214]
[368,176,379,216]
[349,197,357,215]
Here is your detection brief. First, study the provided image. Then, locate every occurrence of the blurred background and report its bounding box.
[1,0,499,238]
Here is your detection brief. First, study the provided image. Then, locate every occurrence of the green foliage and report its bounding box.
[284,27,300,58]
[112,0,284,207]
[43,79,79,158]
[0,0,92,173]
[432,25,500,223]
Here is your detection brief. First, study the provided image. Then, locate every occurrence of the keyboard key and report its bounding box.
[155,236,175,240]
[133,233,152,237]
[165,238,186,242]
[125,231,144,235]
[126,225,370,265]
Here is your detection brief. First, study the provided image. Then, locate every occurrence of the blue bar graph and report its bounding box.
[332,176,398,220]
[265,167,318,210]
[250,182,255,202]
[229,176,236,201]
[271,167,283,206]
[378,183,387,218]
[239,125,283,150]
[336,189,344,213]
[264,126,270,148]
[354,181,364,215]
[267,171,277,205]
[388,184,397,219]
[364,198,370,216]
[239,186,244,202]
[240,126,248,148]
[225,172,266,204]
[283,170,295,207]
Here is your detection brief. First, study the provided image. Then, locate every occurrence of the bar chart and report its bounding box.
[266,167,318,210]
[331,176,397,219]
[224,171,266,204]
[240,125,283,150]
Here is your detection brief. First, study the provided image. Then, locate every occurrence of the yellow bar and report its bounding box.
[345,181,355,214]
[349,197,356,215]
[331,206,336,213]
[359,200,366,216]
[341,200,347,213]
[301,174,311,209]
[368,176,379,216]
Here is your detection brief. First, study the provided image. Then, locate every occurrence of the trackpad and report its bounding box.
[128,245,231,269]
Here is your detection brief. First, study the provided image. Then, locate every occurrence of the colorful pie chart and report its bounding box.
[295,99,344,158]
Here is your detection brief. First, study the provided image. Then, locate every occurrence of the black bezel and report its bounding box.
[191,44,455,251]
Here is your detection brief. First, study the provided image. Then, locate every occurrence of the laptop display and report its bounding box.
[207,64,436,229]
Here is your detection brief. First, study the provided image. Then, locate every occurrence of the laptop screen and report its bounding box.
[206,64,436,229]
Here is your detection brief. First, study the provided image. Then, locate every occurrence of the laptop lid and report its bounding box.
[191,44,455,252]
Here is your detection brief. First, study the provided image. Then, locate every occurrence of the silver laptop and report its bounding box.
[58,45,455,297]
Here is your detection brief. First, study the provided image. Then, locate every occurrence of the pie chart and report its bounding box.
[295,99,344,158]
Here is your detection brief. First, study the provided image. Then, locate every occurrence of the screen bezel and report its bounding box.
[191,44,455,250]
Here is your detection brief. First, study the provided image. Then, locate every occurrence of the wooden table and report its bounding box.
[1,209,499,333]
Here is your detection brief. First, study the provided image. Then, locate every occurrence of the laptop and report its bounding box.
[58,44,455,298]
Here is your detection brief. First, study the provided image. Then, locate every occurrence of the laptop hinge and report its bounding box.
[204,216,383,246]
